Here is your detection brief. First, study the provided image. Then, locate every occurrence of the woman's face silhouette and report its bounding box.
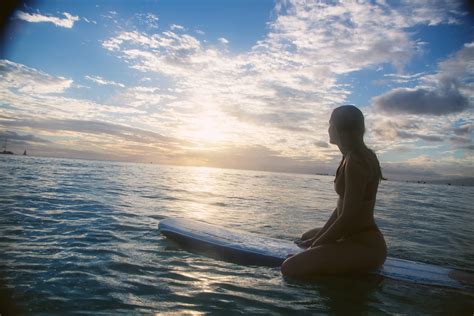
[328,120,338,145]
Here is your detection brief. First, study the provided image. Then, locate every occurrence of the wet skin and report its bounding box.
[281,119,387,279]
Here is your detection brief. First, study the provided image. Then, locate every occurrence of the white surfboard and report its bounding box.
[159,217,474,290]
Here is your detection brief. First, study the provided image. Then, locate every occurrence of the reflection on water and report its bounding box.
[0,155,473,314]
[179,167,223,221]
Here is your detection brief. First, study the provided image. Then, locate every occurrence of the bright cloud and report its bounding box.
[0,60,142,120]
[85,75,125,88]
[0,60,72,94]
[170,24,184,31]
[1,0,472,178]
[16,11,80,28]
[136,13,159,29]
[98,0,468,162]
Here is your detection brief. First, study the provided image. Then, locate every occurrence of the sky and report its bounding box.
[0,0,473,180]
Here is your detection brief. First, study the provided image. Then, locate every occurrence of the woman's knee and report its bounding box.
[281,256,301,278]
[281,250,323,278]
[280,258,292,277]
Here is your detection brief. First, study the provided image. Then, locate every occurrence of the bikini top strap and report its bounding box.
[334,155,347,183]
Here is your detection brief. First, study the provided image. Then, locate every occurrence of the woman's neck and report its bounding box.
[338,139,365,156]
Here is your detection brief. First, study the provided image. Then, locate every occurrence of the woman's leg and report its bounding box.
[281,236,386,279]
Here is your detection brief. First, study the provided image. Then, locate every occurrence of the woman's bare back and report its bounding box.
[281,157,387,278]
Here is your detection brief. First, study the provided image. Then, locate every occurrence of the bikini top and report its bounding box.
[334,154,378,202]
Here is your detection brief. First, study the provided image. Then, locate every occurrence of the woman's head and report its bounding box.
[329,105,383,181]
[329,105,365,147]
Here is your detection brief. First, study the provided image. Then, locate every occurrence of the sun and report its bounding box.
[182,112,229,146]
[195,116,224,143]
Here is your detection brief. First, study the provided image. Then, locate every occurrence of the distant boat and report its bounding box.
[1,138,14,155]
[23,149,27,156]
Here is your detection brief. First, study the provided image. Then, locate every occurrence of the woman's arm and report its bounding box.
[311,155,368,246]
[311,208,338,240]
[297,208,338,247]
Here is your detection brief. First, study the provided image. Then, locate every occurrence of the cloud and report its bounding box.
[314,140,329,148]
[262,1,431,73]
[0,130,50,143]
[217,37,229,44]
[85,75,125,87]
[372,82,469,115]
[101,1,465,120]
[180,144,334,174]
[102,31,202,70]
[95,0,471,168]
[170,24,184,31]
[373,42,473,115]
[16,11,80,28]
[0,117,198,163]
[0,59,72,94]
[397,130,443,142]
[449,135,471,144]
[222,105,314,133]
[0,117,334,174]
[0,118,186,146]
[367,116,458,154]
[371,118,417,141]
[397,0,465,26]
[0,61,145,127]
[136,13,159,29]
[453,124,473,135]
[380,152,474,180]
[3,1,472,177]
[82,17,97,25]
[111,86,177,109]
[380,72,427,84]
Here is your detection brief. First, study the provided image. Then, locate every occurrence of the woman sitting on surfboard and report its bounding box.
[281,105,387,278]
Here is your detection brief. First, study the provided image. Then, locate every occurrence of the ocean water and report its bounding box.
[0,155,473,315]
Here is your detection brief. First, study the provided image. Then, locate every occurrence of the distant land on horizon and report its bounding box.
[2,153,473,187]
[408,177,474,187]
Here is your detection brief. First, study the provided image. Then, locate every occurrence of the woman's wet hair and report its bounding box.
[330,105,365,135]
[331,105,383,181]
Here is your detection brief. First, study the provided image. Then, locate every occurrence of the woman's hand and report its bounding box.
[295,238,314,249]
[300,227,322,241]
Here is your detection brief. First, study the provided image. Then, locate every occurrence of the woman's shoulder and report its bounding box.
[345,150,367,165]
[345,149,375,176]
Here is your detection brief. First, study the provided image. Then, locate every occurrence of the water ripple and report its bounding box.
[1,156,473,314]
